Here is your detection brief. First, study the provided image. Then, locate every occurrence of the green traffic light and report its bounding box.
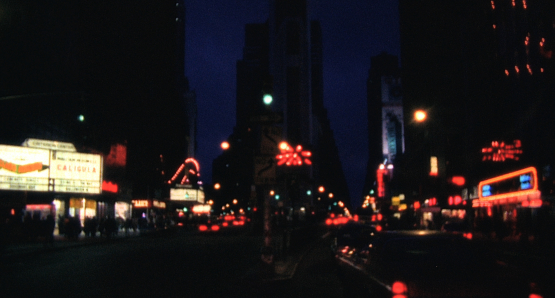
[263,94,273,105]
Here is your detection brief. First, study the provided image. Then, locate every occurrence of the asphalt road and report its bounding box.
[1,228,264,298]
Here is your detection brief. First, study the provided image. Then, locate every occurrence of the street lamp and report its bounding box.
[414,110,427,122]
[221,141,230,150]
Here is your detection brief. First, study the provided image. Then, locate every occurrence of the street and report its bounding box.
[1,229,263,297]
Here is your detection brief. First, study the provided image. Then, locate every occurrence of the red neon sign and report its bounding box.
[102,181,118,193]
[482,140,522,162]
[276,142,312,166]
[168,157,201,184]
[478,167,539,204]
[377,166,388,198]
[450,176,465,186]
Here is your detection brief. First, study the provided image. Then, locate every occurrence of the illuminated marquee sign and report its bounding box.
[0,144,102,194]
[0,145,50,192]
[132,200,166,209]
[22,138,76,152]
[170,186,205,203]
[50,151,102,194]
[482,140,522,162]
[477,167,541,206]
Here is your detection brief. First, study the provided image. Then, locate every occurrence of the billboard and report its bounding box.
[0,144,103,194]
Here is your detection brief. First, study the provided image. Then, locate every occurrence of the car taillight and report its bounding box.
[211,225,220,231]
[463,232,473,240]
[198,225,208,231]
[529,282,543,298]
[392,281,408,298]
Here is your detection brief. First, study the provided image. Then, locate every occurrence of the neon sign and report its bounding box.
[482,140,522,162]
[377,165,388,197]
[276,142,312,166]
[168,157,200,184]
[478,167,540,206]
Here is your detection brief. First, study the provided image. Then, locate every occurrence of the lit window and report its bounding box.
[491,1,495,9]
[515,65,520,73]
[505,69,510,76]
[523,0,527,9]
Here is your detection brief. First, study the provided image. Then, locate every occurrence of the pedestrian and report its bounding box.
[43,214,55,247]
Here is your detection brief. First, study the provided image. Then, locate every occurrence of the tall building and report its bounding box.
[213,0,349,215]
[398,0,555,202]
[363,52,403,201]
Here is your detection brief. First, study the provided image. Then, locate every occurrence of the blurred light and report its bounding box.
[214,183,221,190]
[392,281,408,297]
[199,225,208,232]
[318,186,325,193]
[211,225,220,231]
[430,156,438,176]
[263,94,273,105]
[451,176,466,186]
[221,141,230,150]
[78,114,85,122]
[414,110,427,122]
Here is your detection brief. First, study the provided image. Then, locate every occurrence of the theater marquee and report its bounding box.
[0,144,103,194]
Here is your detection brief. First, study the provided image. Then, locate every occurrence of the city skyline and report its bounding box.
[185,0,401,205]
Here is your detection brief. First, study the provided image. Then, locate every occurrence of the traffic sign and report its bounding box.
[254,156,276,185]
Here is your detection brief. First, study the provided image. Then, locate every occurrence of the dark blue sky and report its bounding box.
[185,0,400,205]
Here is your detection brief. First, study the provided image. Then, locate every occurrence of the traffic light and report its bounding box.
[262,76,273,106]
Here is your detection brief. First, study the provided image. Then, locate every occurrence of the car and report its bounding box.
[441,220,473,239]
[332,221,381,266]
[337,230,542,298]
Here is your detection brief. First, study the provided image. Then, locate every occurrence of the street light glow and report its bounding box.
[221,141,230,150]
[414,110,427,122]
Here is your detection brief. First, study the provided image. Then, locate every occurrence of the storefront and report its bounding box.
[472,167,543,239]
[1,140,103,237]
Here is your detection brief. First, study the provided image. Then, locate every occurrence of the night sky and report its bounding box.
[185,0,400,203]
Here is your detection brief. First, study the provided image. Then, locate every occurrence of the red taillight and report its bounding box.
[529,282,543,298]
[376,225,383,232]
[211,225,220,231]
[199,225,208,231]
[392,281,408,298]
[463,232,473,240]
[325,218,332,225]
[222,222,229,227]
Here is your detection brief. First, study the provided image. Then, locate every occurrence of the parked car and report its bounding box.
[337,230,542,298]
[332,221,381,267]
